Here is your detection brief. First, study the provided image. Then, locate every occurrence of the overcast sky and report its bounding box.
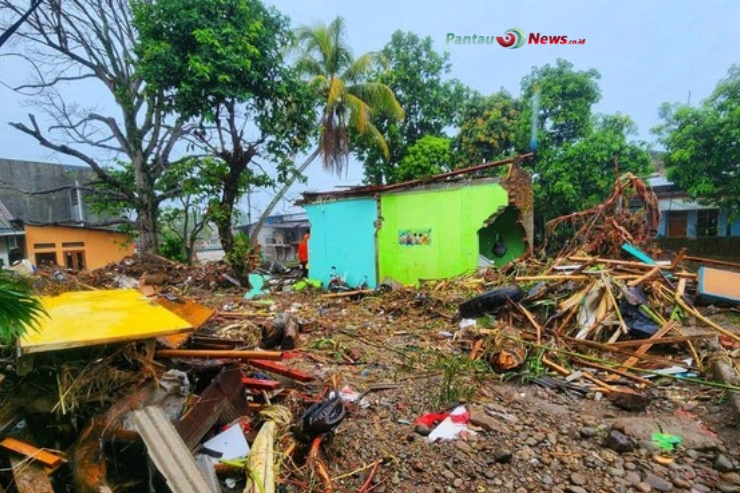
[1,0,739,220]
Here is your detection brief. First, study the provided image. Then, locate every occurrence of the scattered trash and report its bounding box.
[426,406,477,442]
[652,433,682,452]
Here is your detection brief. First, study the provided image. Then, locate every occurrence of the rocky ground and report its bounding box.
[255,293,740,493]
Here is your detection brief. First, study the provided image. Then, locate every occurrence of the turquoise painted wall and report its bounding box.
[303,198,378,289]
[377,183,509,285]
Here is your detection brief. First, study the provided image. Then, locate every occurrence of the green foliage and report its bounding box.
[535,113,653,219]
[395,135,451,182]
[356,30,470,184]
[654,64,740,217]
[225,231,256,279]
[0,271,46,345]
[433,352,490,406]
[159,233,187,264]
[453,91,521,167]
[293,16,404,176]
[519,58,602,150]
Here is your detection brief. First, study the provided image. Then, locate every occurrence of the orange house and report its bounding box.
[24,225,134,270]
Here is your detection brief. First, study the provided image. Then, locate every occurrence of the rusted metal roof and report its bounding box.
[297,153,534,205]
[133,405,215,493]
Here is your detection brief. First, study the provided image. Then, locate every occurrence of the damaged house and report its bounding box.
[298,156,534,288]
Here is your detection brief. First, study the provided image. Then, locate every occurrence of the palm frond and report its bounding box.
[343,92,371,134]
[0,271,47,345]
[326,77,346,109]
[348,82,404,120]
[340,52,386,84]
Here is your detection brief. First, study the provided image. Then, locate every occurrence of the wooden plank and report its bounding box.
[248,360,315,382]
[685,255,740,270]
[19,290,193,355]
[156,296,215,348]
[0,438,64,469]
[156,349,282,361]
[10,456,54,493]
[242,378,282,391]
[605,321,677,382]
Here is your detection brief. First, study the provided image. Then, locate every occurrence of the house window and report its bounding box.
[62,242,84,248]
[70,188,79,207]
[666,211,687,238]
[33,242,56,250]
[7,236,18,249]
[63,250,86,270]
[696,209,719,237]
[35,252,57,266]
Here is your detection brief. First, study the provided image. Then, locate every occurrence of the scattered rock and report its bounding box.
[635,482,652,492]
[580,427,597,439]
[414,425,431,436]
[469,405,512,434]
[685,450,700,460]
[672,477,691,489]
[626,472,641,486]
[453,478,463,488]
[605,430,635,453]
[567,487,589,493]
[608,390,651,412]
[610,416,721,451]
[644,473,673,492]
[715,454,735,473]
[493,449,513,463]
[717,484,740,493]
[570,473,587,486]
[608,467,625,478]
[721,473,740,486]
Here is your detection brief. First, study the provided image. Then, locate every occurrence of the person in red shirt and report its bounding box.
[298,229,310,278]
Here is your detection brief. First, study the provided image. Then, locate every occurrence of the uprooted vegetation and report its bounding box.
[0,173,738,492]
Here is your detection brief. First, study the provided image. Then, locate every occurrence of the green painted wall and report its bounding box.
[378,183,509,285]
[478,205,527,266]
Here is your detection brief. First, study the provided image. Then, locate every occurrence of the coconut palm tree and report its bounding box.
[251,16,403,240]
[0,271,46,345]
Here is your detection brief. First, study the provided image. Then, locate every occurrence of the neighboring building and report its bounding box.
[648,174,740,239]
[0,199,25,268]
[237,212,310,262]
[0,159,134,269]
[24,224,134,270]
[0,158,112,226]
[298,163,534,288]
[647,173,740,259]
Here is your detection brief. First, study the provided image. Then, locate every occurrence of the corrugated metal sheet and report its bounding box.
[133,406,214,493]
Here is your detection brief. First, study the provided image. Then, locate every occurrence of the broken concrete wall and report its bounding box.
[501,164,535,252]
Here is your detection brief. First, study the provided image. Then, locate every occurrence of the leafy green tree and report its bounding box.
[0,271,46,345]
[519,59,602,150]
[654,65,740,216]
[251,16,404,239]
[395,135,452,182]
[357,31,469,184]
[3,0,189,254]
[133,0,315,272]
[453,91,521,167]
[537,114,652,219]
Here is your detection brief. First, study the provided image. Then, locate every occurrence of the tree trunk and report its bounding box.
[133,155,159,255]
[251,147,320,244]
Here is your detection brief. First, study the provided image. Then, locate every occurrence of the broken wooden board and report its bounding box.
[176,368,249,450]
[133,406,214,493]
[248,360,315,383]
[155,296,215,348]
[0,438,65,469]
[698,266,740,305]
[19,290,193,355]
[10,456,54,493]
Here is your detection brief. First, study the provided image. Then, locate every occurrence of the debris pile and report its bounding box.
[0,173,738,492]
